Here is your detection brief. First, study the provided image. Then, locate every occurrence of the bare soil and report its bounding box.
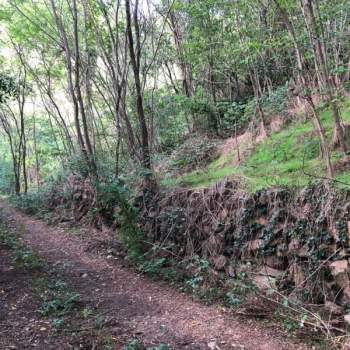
[0,200,318,349]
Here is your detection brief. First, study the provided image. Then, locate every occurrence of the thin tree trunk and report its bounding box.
[301,0,347,154]
[169,10,193,98]
[50,0,89,165]
[125,0,151,170]
[306,96,334,178]
[33,114,40,189]
[72,0,97,174]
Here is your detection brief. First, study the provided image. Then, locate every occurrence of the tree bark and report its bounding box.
[125,0,152,170]
[301,0,347,154]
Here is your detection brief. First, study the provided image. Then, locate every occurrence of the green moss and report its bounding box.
[179,165,238,188]
[162,101,350,192]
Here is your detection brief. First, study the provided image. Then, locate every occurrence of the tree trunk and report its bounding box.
[50,0,91,169]
[125,0,152,170]
[306,96,334,178]
[301,0,347,154]
[33,114,40,189]
[169,10,193,98]
[72,0,97,174]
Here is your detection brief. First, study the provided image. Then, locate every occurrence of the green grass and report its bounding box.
[162,100,350,192]
[162,164,237,188]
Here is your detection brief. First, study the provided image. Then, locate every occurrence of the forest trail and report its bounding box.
[0,199,314,350]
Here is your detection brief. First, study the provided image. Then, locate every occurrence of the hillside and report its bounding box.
[162,100,350,191]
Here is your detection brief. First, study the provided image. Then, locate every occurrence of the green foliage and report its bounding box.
[94,180,126,224]
[38,291,80,317]
[145,92,189,151]
[123,340,170,350]
[216,101,248,134]
[37,278,80,318]
[124,340,145,350]
[151,90,253,143]
[0,222,17,248]
[225,292,242,306]
[261,84,290,117]
[167,164,237,189]
[187,95,219,133]
[241,84,290,123]
[168,135,218,173]
[13,246,44,270]
[10,190,48,216]
[66,155,92,179]
[276,297,309,332]
[0,0,349,201]
[107,179,147,264]
[139,257,167,277]
[183,256,210,293]
[82,306,94,319]
[242,121,317,190]
[0,158,14,193]
[0,72,18,103]
[225,271,254,308]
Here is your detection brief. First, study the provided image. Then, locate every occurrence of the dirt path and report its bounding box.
[0,200,316,350]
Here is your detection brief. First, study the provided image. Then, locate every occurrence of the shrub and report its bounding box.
[216,101,248,135]
[10,190,48,216]
[188,95,219,133]
[169,135,219,174]
[97,178,147,263]
[36,277,81,329]
[243,83,290,123]
[0,159,14,194]
[144,91,189,151]
[261,83,290,117]
[38,290,80,317]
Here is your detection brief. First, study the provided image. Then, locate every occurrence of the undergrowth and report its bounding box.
[35,277,81,329]
[109,179,148,264]
[124,339,170,350]
[9,190,49,216]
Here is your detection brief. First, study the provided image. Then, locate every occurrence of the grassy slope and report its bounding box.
[162,100,350,191]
